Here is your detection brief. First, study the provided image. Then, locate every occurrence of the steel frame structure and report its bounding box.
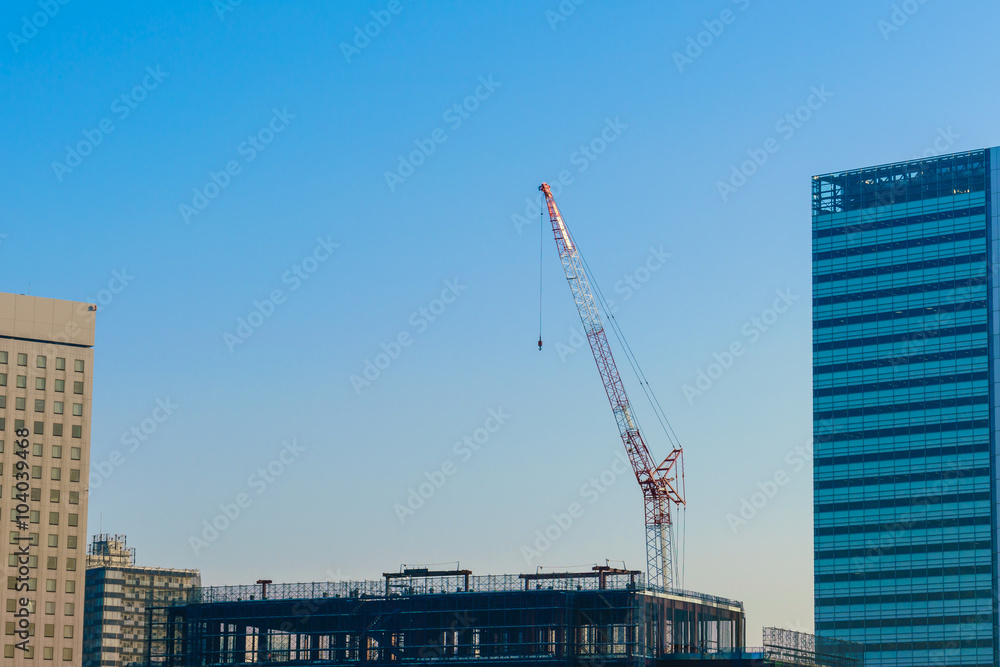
[540,183,684,590]
[145,570,745,666]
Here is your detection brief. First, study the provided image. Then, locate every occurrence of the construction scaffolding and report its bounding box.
[146,567,745,666]
[762,627,863,667]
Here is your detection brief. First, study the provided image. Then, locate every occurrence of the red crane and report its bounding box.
[539,182,685,590]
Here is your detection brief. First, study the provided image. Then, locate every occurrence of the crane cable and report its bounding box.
[538,191,544,351]
[575,240,681,452]
[571,228,686,587]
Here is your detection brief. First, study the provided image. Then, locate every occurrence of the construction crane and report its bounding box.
[539,182,685,590]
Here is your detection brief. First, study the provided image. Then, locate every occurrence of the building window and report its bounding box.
[73,360,83,373]
[0,418,4,431]
[47,535,57,547]
[16,354,26,367]
[43,623,53,637]
[69,447,79,460]
[63,603,73,616]
[72,382,82,395]
[68,492,78,505]
[44,579,55,592]
[50,468,60,481]
[31,443,41,457]
[51,424,62,437]
[53,402,63,414]
[71,426,81,439]
[69,470,79,483]
[54,379,63,393]
[64,580,74,593]
[72,404,82,416]
[14,419,23,431]
[30,466,40,480]
[30,489,40,502]
[47,513,58,525]
[34,400,44,413]
[33,422,43,435]
[63,647,73,661]
[55,357,64,371]
[46,557,56,570]
[66,535,76,549]
[0,396,5,408]
[36,356,45,369]
[65,559,75,572]
[49,490,59,503]
[16,376,26,389]
[14,398,24,411]
[0,352,6,364]
[43,645,52,660]
[35,378,44,390]
[67,514,77,527]
[29,510,39,523]
[0,374,5,387]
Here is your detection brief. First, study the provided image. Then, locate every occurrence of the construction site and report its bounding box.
[143,185,845,666]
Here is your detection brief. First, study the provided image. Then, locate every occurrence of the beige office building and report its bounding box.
[0,293,96,663]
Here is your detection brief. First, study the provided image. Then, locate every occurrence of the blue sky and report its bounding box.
[2,0,998,644]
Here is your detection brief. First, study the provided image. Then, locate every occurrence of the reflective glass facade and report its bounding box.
[813,149,999,667]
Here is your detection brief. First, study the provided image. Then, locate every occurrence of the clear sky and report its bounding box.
[2,0,998,645]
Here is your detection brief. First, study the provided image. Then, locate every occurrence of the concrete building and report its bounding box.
[0,292,96,663]
[83,534,200,667]
[813,149,998,666]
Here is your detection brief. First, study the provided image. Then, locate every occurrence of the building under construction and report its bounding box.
[146,566,747,665]
[142,567,862,667]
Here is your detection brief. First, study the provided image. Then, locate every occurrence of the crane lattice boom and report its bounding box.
[540,182,684,589]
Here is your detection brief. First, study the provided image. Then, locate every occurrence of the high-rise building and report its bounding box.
[813,149,997,667]
[0,293,96,664]
[83,534,201,667]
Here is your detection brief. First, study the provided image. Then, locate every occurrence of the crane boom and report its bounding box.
[540,183,685,590]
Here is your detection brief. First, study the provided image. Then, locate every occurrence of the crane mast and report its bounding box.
[539,182,685,590]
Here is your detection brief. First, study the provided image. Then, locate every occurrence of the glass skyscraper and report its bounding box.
[813,149,998,667]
